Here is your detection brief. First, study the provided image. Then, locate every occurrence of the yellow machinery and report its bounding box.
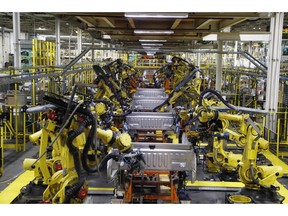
[93,64,131,112]
[153,65,202,112]
[103,58,142,95]
[176,88,284,202]
[153,57,194,93]
[18,94,133,203]
[2,56,288,204]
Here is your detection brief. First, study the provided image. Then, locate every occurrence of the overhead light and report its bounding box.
[102,34,111,39]
[203,34,217,41]
[134,30,174,35]
[203,33,270,41]
[139,39,167,42]
[36,27,48,31]
[240,34,270,41]
[125,12,188,19]
[141,43,163,46]
[143,47,159,50]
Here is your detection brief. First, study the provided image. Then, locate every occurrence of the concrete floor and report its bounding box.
[0,142,38,191]
[1,142,288,204]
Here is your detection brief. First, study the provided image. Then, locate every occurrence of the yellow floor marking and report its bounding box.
[0,170,34,204]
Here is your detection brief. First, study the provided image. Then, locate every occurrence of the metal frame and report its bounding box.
[126,112,174,130]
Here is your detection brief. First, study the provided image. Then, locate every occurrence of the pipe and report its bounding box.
[249,163,259,184]
[111,109,132,118]
[98,151,119,171]
[81,109,98,173]
[63,116,91,203]
[152,67,200,111]
[26,104,57,113]
[199,89,235,110]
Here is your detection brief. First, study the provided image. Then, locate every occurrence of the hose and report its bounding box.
[199,89,236,110]
[249,163,259,184]
[93,99,114,116]
[111,109,132,118]
[152,68,200,112]
[23,101,84,174]
[81,109,98,173]
[98,151,120,171]
[63,116,91,203]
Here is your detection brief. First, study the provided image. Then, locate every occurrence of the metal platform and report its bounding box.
[130,98,168,111]
[107,142,196,182]
[126,112,174,130]
[134,88,167,98]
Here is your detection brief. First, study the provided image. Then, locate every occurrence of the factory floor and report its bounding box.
[1,142,288,204]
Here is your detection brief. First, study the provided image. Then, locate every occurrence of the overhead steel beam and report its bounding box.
[87,26,211,33]
[171,19,182,29]
[219,18,247,30]
[76,16,95,27]
[127,18,136,28]
[102,17,115,28]
[196,19,213,29]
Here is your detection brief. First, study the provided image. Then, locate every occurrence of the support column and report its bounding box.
[248,41,252,68]
[101,41,104,61]
[77,28,82,61]
[107,43,111,59]
[234,41,238,67]
[216,40,223,92]
[13,12,21,68]
[112,45,115,60]
[55,18,61,65]
[265,12,284,133]
[1,27,5,67]
[196,52,201,78]
[91,38,95,62]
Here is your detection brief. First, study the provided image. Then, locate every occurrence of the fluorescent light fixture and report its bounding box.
[37,35,78,39]
[102,34,111,39]
[143,47,159,50]
[240,34,270,41]
[203,33,270,41]
[139,39,167,42]
[125,12,188,19]
[203,34,217,41]
[134,30,174,34]
[36,27,48,31]
[141,43,163,46]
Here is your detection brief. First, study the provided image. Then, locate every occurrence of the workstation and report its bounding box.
[0,8,288,206]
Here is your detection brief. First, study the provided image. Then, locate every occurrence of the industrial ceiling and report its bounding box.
[0,12,287,52]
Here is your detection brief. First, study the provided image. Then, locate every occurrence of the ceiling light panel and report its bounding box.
[125,12,188,19]
[141,43,163,46]
[134,30,174,34]
[139,39,167,42]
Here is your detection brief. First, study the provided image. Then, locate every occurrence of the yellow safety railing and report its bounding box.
[263,108,288,159]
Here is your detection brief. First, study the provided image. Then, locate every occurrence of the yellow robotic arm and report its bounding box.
[238,125,283,190]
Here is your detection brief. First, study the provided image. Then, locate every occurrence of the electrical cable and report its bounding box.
[0,102,84,185]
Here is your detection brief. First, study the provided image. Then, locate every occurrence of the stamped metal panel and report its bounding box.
[126,112,174,130]
[107,148,196,182]
[131,142,192,150]
[134,88,167,98]
[131,97,167,111]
